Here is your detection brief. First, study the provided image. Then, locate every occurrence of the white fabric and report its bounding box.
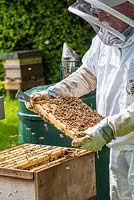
[97,27,134,48]
[99,0,127,7]
[81,33,134,199]
[69,0,134,43]
[110,149,134,200]
[30,91,49,101]
[107,102,134,136]
[47,21,134,199]
[82,35,134,150]
[68,5,126,41]
[72,126,106,151]
[68,2,126,41]
[85,0,134,28]
[48,64,96,97]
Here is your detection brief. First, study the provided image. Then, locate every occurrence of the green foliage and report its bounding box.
[0,97,18,150]
[0,0,95,84]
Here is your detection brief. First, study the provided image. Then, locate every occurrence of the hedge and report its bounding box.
[0,0,95,91]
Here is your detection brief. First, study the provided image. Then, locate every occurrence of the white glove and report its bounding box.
[30,90,50,101]
[26,90,56,110]
[108,102,134,137]
[72,126,106,151]
[72,119,114,151]
[72,101,134,151]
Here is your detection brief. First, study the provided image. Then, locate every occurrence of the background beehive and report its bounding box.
[32,96,104,139]
[0,50,45,92]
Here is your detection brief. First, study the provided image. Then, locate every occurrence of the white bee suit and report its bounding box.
[82,35,134,150]
[68,1,134,198]
[48,32,134,198]
[82,34,134,199]
[30,0,134,198]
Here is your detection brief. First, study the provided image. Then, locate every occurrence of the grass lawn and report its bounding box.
[0,97,19,150]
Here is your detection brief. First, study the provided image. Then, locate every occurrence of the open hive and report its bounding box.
[0,144,96,200]
[32,96,104,140]
[0,143,87,171]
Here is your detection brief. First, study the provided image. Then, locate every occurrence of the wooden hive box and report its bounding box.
[0,50,45,91]
[0,144,96,200]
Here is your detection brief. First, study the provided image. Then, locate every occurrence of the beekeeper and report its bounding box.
[27,1,134,199]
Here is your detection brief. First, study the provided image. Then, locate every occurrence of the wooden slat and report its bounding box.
[30,150,87,172]
[15,147,66,170]
[0,146,55,166]
[0,167,34,179]
[0,144,87,172]
[30,157,67,172]
[0,145,61,168]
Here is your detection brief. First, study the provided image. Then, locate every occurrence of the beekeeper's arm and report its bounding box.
[30,64,96,101]
[72,102,134,151]
[28,36,99,103]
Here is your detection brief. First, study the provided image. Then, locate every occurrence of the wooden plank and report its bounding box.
[20,57,42,65]
[30,150,87,172]
[3,59,20,68]
[4,82,21,90]
[0,50,43,60]
[0,176,35,200]
[0,167,34,180]
[30,157,67,172]
[35,152,96,200]
[5,68,21,79]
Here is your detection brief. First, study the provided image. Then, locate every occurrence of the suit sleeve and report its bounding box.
[108,102,134,137]
[48,64,97,97]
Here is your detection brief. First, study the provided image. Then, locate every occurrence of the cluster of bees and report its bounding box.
[34,96,104,134]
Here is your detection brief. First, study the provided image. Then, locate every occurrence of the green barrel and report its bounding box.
[95,146,110,200]
[82,91,110,200]
[18,84,110,199]
[18,84,72,147]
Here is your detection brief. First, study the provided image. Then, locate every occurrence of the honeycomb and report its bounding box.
[32,97,104,139]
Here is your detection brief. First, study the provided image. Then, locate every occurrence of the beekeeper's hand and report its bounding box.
[72,119,114,151]
[31,91,49,101]
[26,89,57,110]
